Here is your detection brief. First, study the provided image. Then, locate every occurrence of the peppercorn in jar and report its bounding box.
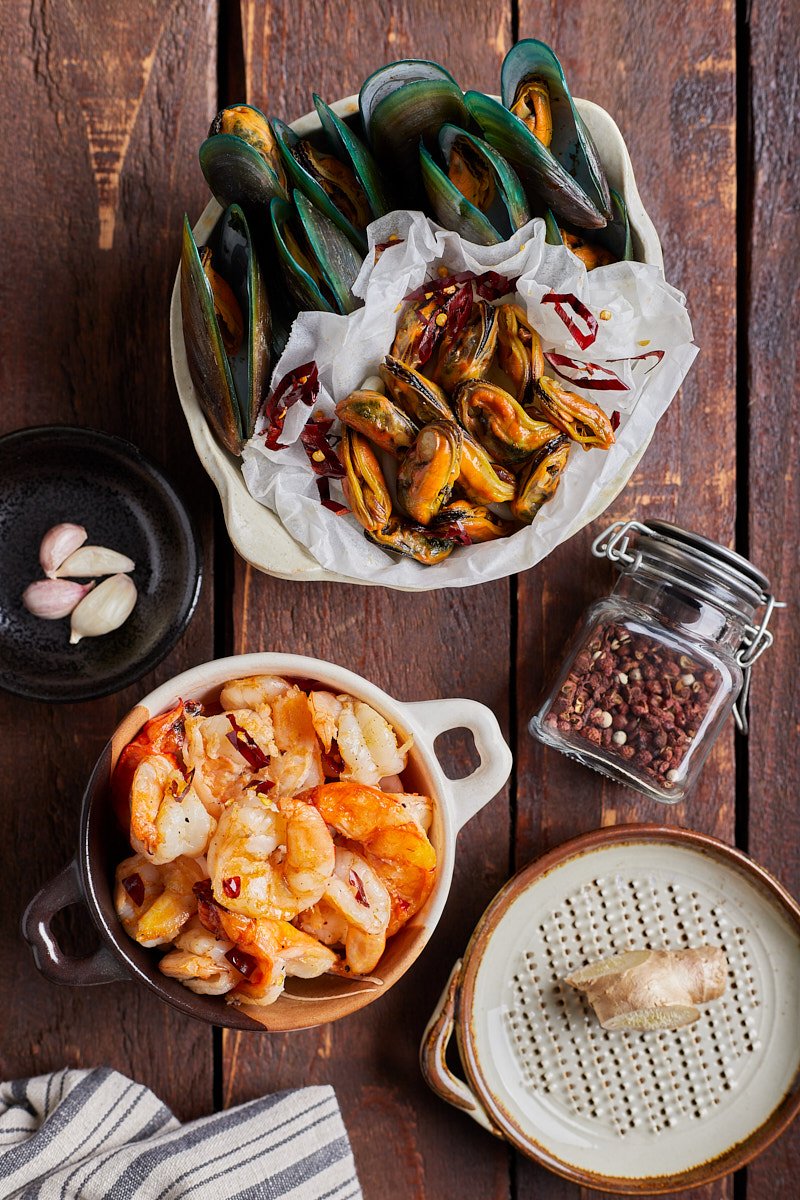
[529,520,778,803]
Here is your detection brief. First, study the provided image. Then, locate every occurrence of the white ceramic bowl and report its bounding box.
[23,652,512,1031]
[171,96,664,588]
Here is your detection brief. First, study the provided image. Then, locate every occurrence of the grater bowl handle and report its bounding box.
[420,960,498,1136]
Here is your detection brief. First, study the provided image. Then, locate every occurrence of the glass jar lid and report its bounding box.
[591,519,781,734]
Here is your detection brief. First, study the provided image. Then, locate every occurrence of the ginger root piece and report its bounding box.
[565,947,728,1031]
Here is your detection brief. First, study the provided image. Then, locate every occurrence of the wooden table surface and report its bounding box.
[2,2,797,1197]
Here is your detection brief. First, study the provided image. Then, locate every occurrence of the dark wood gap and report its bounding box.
[733,0,752,862]
[511,0,520,45]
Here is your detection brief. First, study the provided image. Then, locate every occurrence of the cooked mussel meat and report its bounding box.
[420,125,530,245]
[456,380,559,465]
[273,120,369,252]
[200,103,287,211]
[379,356,454,424]
[390,294,441,368]
[431,501,516,543]
[313,94,391,220]
[558,228,615,270]
[509,78,553,147]
[496,304,545,404]
[397,422,462,525]
[428,299,498,392]
[335,390,418,456]
[340,429,392,532]
[180,205,270,456]
[533,377,616,450]
[511,434,571,523]
[366,516,455,565]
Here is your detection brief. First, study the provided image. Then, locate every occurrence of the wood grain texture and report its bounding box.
[226,8,515,1197]
[0,0,218,1119]
[743,0,800,1194]
[514,2,738,1198]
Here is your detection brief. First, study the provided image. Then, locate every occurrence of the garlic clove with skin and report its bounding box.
[39,523,88,578]
[23,578,95,619]
[55,546,135,578]
[70,574,137,644]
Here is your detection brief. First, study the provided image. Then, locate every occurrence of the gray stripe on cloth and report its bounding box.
[56,1085,145,1199]
[227,1136,353,1200]
[0,1070,111,1180]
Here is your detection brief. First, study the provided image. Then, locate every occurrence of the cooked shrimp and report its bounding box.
[218,910,338,1006]
[158,915,238,995]
[114,854,204,947]
[270,687,324,796]
[129,754,215,865]
[219,674,291,712]
[336,698,412,785]
[183,710,276,816]
[295,845,391,975]
[206,791,335,920]
[297,900,387,976]
[308,691,342,752]
[302,782,436,936]
[112,701,190,828]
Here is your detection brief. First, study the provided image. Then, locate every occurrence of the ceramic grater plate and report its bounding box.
[454,826,800,1191]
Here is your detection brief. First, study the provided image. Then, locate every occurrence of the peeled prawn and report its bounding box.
[183,710,276,816]
[129,753,215,865]
[158,915,238,995]
[269,687,324,795]
[114,854,204,947]
[302,782,436,936]
[206,791,335,920]
[219,674,291,712]
[335,698,411,785]
[296,845,391,974]
[218,910,338,1006]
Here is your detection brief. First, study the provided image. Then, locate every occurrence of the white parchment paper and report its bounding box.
[242,212,697,588]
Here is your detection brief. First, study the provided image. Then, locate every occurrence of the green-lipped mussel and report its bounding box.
[428,298,498,391]
[313,95,391,221]
[340,429,392,531]
[511,434,571,523]
[496,303,545,404]
[366,516,455,565]
[335,389,418,456]
[455,380,560,465]
[431,500,516,543]
[270,191,363,315]
[199,104,288,212]
[272,118,371,252]
[533,376,616,450]
[396,422,462,525]
[180,205,270,455]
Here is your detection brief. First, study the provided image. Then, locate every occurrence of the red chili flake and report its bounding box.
[193,879,225,936]
[416,281,472,364]
[349,868,370,907]
[263,361,319,450]
[226,715,271,771]
[321,740,345,779]
[300,417,346,479]
[225,947,260,979]
[543,352,629,391]
[122,873,145,908]
[428,519,473,545]
[474,271,519,300]
[374,237,404,261]
[169,766,195,801]
[541,292,599,350]
[222,876,241,899]
[610,410,621,431]
[246,778,275,796]
[314,474,349,515]
[608,348,665,373]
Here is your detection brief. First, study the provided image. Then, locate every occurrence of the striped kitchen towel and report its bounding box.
[0,1067,362,1199]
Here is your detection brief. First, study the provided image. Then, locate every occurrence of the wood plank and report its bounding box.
[0,0,218,1120]
[514,3,738,1197]
[225,4,514,1196]
[744,0,800,1193]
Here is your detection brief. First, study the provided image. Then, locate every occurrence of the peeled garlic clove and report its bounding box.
[39,523,88,578]
[360,374,386,394]
[55,545,135,578]
[23,579,95,619]
[70,574,137,644]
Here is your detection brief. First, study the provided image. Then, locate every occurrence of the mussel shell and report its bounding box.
[596,188,633,262]
[455,380,558,465]
[465,89,607,230]
[426,124,530,244]
[272,119,368,253]
[335,390,418,456]
[428,298,499,391]
[501,40,612,219]
[496,302,545,404]
[366,516,455,565]
[180,206,269,456]
[294,190,363,315]
[200,104,288,212]
[340,429,392,531]
[396,422,462,525]
[313,95,392,220]
[379,356,454,424]
[359,60,468,203]
[511,434,571,523]
[271,196,334,313]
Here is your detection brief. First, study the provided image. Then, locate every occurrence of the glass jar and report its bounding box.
[529,520,778,803]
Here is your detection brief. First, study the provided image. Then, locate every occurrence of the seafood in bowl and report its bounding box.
[111,673,436,1010]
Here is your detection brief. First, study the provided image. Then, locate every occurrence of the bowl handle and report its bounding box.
[420,961,499,1135]
[403,698,512,832]
[21,859,128,986]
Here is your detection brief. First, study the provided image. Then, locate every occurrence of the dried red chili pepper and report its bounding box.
[349,868,369,907]
[122,873,145,908]
[541,292,599,350]
[226,715,271,771]
[544,352,629,391]
[263,361,319,450]
[222,876,241,899]
[225,947,260,979]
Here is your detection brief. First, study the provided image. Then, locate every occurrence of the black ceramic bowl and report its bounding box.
[0,425,202,701]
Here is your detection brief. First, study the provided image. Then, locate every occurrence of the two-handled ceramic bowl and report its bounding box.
[22,652,512,1031]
